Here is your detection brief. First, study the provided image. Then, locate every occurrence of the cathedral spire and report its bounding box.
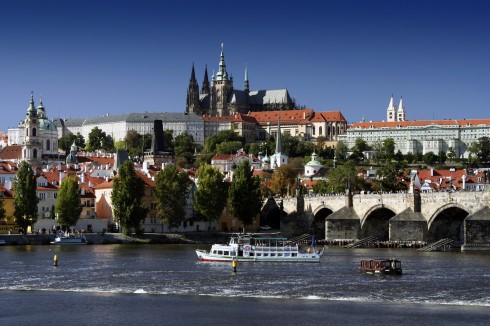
[276,114,282,154]
[190,62,197,82]
[215,43,228,81]
[202,64,210,94]
[244,64,249,93]
[186,63,200,114]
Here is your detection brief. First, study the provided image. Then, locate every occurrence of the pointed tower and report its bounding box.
[397,96,406,121]
[270,115,288,169]
[211,43,234,117]
[186,63,201,115]
[22,92,42,165]
[386,94,396,122]
[244,64,249,94]
[37,97,46,119]
[201,65,210,95]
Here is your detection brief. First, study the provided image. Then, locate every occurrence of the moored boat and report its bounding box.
[359,258,402,275]
[50,233,87,245]
[196,233,323,263]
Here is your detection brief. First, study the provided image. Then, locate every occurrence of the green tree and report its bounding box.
[413,150,423,163]
[438,150,447,165]
[216,141,243,154]
[58,132,85,153]
[468,141,480,164]
[228,160,262,232]
[13,161,39,232]
[331,160,358,192]
[478,137,490,163]
[55,175,82,227]
[382,138,395,160]
[174,132,195,166]
[154,164,190,229]
[335,140,349,160]
[86,127,114,152]
[423,151,438,165]
[394,150,404,163]
[194,165,228,228]
[281,134,300,156]
[111,161,147,235]
[447,147,456,162]
[269,164,299,196]
[377,160,407,192]
[203,130,245,153]
[404,152,414,164]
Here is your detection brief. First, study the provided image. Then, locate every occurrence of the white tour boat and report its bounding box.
[51,232,87,245]
[196,234,323,263]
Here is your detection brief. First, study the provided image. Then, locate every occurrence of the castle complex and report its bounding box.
[186,44,295,117]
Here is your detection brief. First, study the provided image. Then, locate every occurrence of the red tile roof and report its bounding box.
[0,145,22,161]
[248,109,314,125]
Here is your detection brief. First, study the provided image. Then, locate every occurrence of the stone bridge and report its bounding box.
[262,188,490,250]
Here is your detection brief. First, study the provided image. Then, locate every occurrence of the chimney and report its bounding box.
[431,168,434,177]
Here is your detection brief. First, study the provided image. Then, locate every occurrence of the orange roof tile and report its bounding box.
[0,145,22,161]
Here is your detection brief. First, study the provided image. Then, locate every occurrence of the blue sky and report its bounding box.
[1,0,489,132]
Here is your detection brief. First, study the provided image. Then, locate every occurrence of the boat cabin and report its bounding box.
[359,259,402,275]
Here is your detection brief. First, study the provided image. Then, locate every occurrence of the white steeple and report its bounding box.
[397,96,406,121]
[386,94,396,122]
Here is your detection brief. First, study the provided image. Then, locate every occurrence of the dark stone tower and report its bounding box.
[186,63,201,115]
[144,120,173,166]
[201,65,210,95]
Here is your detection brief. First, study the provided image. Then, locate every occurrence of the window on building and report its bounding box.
[319,126,323,135]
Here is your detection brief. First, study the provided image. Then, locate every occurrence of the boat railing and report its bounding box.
[253,244,298,252]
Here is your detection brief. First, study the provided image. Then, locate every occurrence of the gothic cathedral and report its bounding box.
[186,44,295,117]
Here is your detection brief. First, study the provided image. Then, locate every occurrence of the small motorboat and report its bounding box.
[359,258,402,275]
[51,232,87,245]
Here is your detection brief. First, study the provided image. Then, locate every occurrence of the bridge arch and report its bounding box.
[360,204,396,241]
[311,206,334,240]
[427,203,469,244]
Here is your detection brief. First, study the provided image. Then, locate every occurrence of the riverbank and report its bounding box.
[0,231,230,246]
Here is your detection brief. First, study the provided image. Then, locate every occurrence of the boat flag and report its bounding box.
[311,235,316,250]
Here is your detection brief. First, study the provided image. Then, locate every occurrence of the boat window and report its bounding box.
[218,250,223,255]
[213,250,217,254]
[292,253,297,257]
[224,251,229,256]
[277,253,283,257]
[270,253,276,257]
[249,253,254,256]
[256,253,261,257]
[263,253,269,257]
[284,253,290,257]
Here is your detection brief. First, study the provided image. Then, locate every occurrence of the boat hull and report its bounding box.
[50,237,87,245]
[196,249,322,263]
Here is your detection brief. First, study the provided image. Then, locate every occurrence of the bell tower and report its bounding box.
[211,43,233,116]
[22,92,42,165]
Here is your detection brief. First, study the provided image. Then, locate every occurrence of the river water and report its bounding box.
[1,244,489,325]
